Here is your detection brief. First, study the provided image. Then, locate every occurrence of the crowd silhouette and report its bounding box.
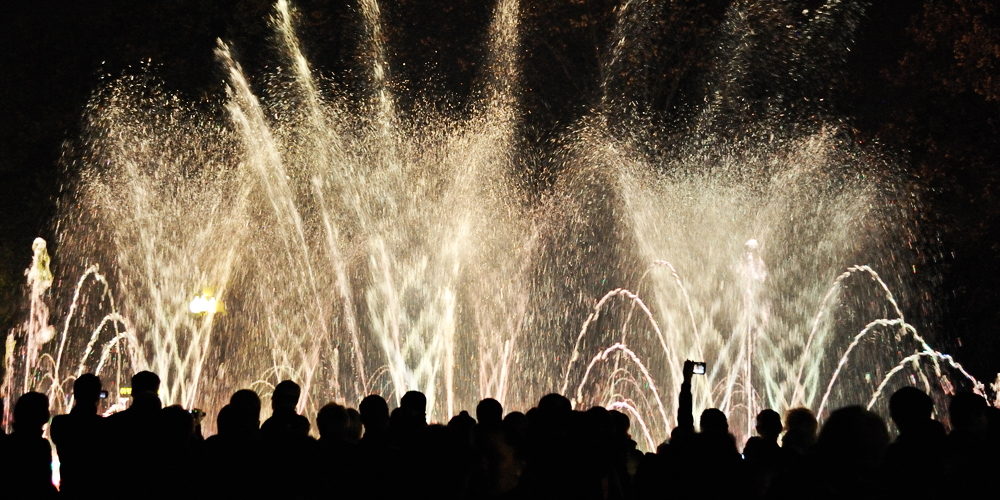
[1,359,997,499]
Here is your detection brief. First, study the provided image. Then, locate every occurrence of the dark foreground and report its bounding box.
[2,361,997,499]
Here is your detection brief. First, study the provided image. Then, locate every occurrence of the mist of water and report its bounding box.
[3,0,995,448]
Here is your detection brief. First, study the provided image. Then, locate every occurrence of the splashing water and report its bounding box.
[2,0,996,448]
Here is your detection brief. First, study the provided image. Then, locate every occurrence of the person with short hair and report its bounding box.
[260,380,310,437]
[476,398,503,427]
[882,387,946,498]
[51,374,106,498]
[1,392,57,497]
[106,371,163,491]
[260,380,317,497]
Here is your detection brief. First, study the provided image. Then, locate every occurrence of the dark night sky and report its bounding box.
[2,1,999,382]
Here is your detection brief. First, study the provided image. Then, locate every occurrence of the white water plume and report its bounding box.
[2,0,994,449]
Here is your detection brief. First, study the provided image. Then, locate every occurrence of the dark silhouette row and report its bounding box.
[2,360,997,499]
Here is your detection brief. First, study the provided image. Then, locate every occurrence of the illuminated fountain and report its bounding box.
[530,0,996,447]
[3,0,529,425]
[2,0,996,449]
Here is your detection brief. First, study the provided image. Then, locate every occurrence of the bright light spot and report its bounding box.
[189,293,223,314]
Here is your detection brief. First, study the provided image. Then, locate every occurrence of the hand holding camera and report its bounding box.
[683,360,707,382]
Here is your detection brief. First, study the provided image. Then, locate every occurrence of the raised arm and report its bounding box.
[677,360,694,431]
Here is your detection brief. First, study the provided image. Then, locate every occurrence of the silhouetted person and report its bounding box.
[699,407,729,434]
[404,422,474,500]
[502,411,528,444]
[945,392,996,496]
[471,413,526,498]
[586,405,630,500]
[772,406,889,500]
[644,360,702,499]
[357,394,399,499]
[345,407,362,444]
[448,410,477,447]
[698,407,739,456]
[697,408,740,495]
[228,388,263,438]
[316,403,360,498]
[882,387,946,497]
[260,380,316,496]
[477,398,504,427]
[676,360,696,433]
[318,402,352,443]
[632,440,669,500]
[260,380,310,437]
[519,393,603,499]
[203,390,262,498]
[392,390,428,447]
[744,409,783,498]
[653,361,742,498]
[608,409,643,480]
[152,405,201,498]
[359,394,391,447]
[131,370,161,396]
[949,391,988,436]
[745,409,782,459]
[50,374,106,499]
[107,371,162,492]
[400,390,428,423]
[758,407,813,500]
[0,392,57,498]
[779,407,817,457]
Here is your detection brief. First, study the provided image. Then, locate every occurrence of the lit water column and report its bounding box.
[743,239,767,440]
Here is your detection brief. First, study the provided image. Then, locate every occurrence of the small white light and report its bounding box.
[189,294,222,314]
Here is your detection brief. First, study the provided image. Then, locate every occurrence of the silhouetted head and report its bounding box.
[400,391,427,420]
[389,406,406,429]
[755,409,782,441]
[359,394,390,433]
[782,407,817,453]
[609,409,631,437]
[537,393,572,414]
[700,408,729,435]
[317,403,349,440]
[503,411,528,440]
[230,389,261,408]
[159,405,194,444]
[889,386,934,434]
[131,390,163,413]
[448,410,476,441]
[477,398,503,426]
[817,405,889,470]
[345,408,362,443]
[272,380,301,411]
[73,373,103,410]
[230,389,262,429]
[131,371,160,396]
[587,405,614,437]
[13,391,49,434]
[524,407,540,425]
[949,392,988,433]
[216,405,235,435]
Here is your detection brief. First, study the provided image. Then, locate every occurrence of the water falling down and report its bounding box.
[3,0,997,449]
